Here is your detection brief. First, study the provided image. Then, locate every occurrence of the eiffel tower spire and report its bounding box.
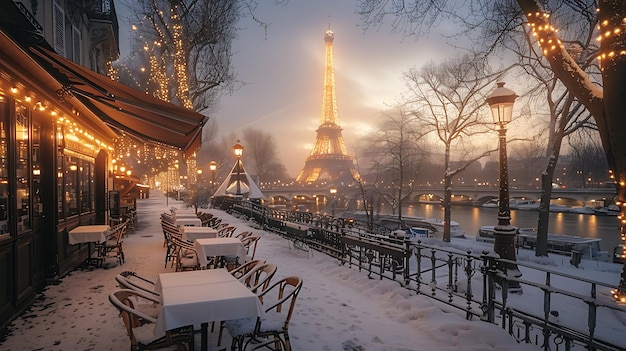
[296,28,358,184]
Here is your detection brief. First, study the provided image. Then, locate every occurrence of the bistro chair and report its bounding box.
[218,226,237,238]
[115,273,160,318]
[223,235,261,269]
[97,221,126,265]
[234,231,253,240]
[109,289,194,351]
[241,235,261,261]
[115,271,159,297]
[247,263,277,294]
[220,276,303,350]
[170,235,202,271]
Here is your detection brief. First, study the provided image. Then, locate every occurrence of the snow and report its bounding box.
[0,190,623,351]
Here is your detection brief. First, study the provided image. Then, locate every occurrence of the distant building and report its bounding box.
[296,28,358,184]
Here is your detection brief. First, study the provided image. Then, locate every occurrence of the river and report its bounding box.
[394,203,623,254]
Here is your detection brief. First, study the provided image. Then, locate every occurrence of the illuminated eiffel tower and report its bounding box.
[296,28,358,184]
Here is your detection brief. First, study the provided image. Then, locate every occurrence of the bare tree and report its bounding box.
[567,131,610,188]
[402,54,499,242]
[357,0,626,297]
[509,137,547,188]
[367,108,423,224]
[242,128,288,184]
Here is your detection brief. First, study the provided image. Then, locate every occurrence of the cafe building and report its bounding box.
[0,0,206,329]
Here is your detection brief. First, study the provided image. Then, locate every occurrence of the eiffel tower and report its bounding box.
[296,28,358,184]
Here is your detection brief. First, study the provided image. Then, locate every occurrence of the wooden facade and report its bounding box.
[0,0,119,329]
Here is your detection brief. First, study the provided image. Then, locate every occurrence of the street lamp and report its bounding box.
[486,82,521,292]
[233,143,244,196]
[209,161,217,193]
[329,187,337,216]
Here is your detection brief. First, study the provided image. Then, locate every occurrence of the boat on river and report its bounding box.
[376,215,466,239]
[476,225,610,261]
[593,204,620,216]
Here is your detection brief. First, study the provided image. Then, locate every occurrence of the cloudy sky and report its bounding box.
[118,0,466,177]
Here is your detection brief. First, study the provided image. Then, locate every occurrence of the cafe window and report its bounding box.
[80,160,94,214]
[0,97,7,238]
[56,125,64,219]
[15,104,30,234]
[65,155,78,217]
[32,123,42,225]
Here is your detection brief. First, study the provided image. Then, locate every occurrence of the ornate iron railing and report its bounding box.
[227,199,626,350]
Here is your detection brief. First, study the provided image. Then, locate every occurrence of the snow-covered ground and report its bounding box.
[0,190,623,350]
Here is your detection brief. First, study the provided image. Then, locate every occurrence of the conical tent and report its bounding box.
[213,159,264,199]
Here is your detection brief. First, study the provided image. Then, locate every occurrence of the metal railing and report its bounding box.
[226,199,626,350]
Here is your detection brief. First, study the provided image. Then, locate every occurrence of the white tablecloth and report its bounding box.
[193,238,248,267]
[154,269,263,338]
[175,218,202,227]
[181,227,217,242]
[68,225,110,244]
[174,212,199,219]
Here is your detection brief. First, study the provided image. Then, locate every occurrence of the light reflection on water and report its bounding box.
[304,201,623,252]
[320,204,622,253]
[402,204,622,253]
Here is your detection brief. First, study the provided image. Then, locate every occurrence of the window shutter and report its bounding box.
[53,2,65,56]
[72,26,81,64]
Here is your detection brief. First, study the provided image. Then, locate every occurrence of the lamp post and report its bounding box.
[209,161,217,193]
[233,143,244,196]
[195,169,202,213]
[329,187,337,216]
[486,82,521,292]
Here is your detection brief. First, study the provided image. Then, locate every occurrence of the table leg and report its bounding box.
[201,322,208,351]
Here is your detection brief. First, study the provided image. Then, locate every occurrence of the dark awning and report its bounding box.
[0,31,118,144]
[31,46,207,156]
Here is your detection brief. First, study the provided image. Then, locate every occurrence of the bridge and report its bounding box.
[259,185,617,206]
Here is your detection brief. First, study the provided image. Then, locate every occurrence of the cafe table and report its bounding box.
[68,225,110,265]
[174,217,202,227]
[180,226,217,242]
[193,237,248,267]
[174,212,199,219]
[154,269,263,351]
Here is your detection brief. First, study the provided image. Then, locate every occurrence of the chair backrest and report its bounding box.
[249,263,277,293]
[229,259,265,278]
[258,276,303,330]
[218,226,236,237]
[241,235,261,260]
[109,289,160,348]
[116,271,158,297]
[234,231,253,240]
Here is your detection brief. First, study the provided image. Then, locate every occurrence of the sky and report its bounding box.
[117,0,461,177]
[1,191,624,350]
[216,0,456,177]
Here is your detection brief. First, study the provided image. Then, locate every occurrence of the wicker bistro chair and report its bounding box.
[228,259,266,279]
[223,235,261,269]
[247,263,278,294]
[115,271,159,297]
[97,221,126,265]
[234,231,253,240]
[109,289,194,351]
[214,261,276,338]
[115,272,160,318]
[161,221,181,268]
[221,276,303,351]
[218,226,237,238]
[170,235,202,271]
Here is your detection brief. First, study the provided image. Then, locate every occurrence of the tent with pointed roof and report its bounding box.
[213,159,264,200]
